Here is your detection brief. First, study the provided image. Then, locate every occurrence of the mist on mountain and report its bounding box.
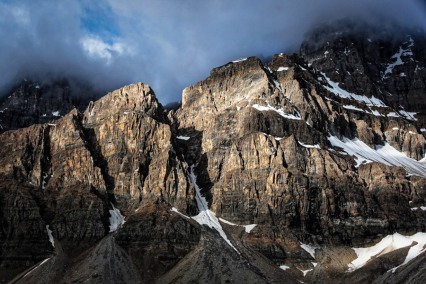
[1,0,425,103]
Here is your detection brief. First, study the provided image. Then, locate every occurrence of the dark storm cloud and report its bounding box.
[1,0,425,103]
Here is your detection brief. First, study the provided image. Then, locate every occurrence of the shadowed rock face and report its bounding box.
[2,21,426,283]
[0,79,96,133]
[300,20,426,122]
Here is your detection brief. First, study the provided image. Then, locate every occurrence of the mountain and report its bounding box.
[300,19,426,123]
[1,21,426,283]
[0,79,98,133]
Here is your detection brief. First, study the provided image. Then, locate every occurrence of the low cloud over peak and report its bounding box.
[1,0,425,103]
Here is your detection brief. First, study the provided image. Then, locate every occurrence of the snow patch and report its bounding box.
[348,233,426,272]
[280,264,290,271]
[272,79,283,93]
[298,141,321,149]
[277,66,289,72]
[177,135,190,141]
[51,111,60,116]
[298,268,313,277]
[252,104,301,120]
[387,110,417,121]
[109,203,125,232]
[23,258,50,278]
[411,206,426,211]
[322,73,386,107]
[189,166,239,252]
[343,105,383,117]
[300,243,317,259]
[46,225,54,248]
[244,224,257,233]
[328,135,426,177]
[232,58,247,63]
[41,173,48,190]
[171,207,191,219]
[219,218,237,226]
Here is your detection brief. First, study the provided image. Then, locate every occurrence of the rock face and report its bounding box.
[0,83,199,283]
[0,79,95,133]
[2,21,426,283]
[300,20,426,123]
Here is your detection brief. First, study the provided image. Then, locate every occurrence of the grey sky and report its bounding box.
[0,0,425,103]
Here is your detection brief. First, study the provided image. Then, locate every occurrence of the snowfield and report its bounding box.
[328,135,426,178]
[322,73,386,107]
[109,203,125,232]
[348,232,426,273]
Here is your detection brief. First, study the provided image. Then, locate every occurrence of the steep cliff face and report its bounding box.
[0,79,95,133]
[174,49,426,281]
[300,20,426,122]
[0,83,200,282]
[2,22,426,283]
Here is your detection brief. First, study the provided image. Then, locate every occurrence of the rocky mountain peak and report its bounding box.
[300,20,426,123]
[181,56,269,110]
[83,82,166,125]
[0,78,96,133]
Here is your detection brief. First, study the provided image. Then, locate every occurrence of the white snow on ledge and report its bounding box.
[298,141,321,149]
[387,110,418,121]
[348,232,426,273]
[411,206,426,211]
[300,243,318,259]
[177,135,190,140]
[321,73,386,107]
[109,203,125,232]
[343,105,383,117]
[171,207,191,219]
[328,135,426,177]
[252,104,301,120]
[218,218,258,234]
[232,58,247,63]
[277,66,289,72]
[383,37,414,79]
